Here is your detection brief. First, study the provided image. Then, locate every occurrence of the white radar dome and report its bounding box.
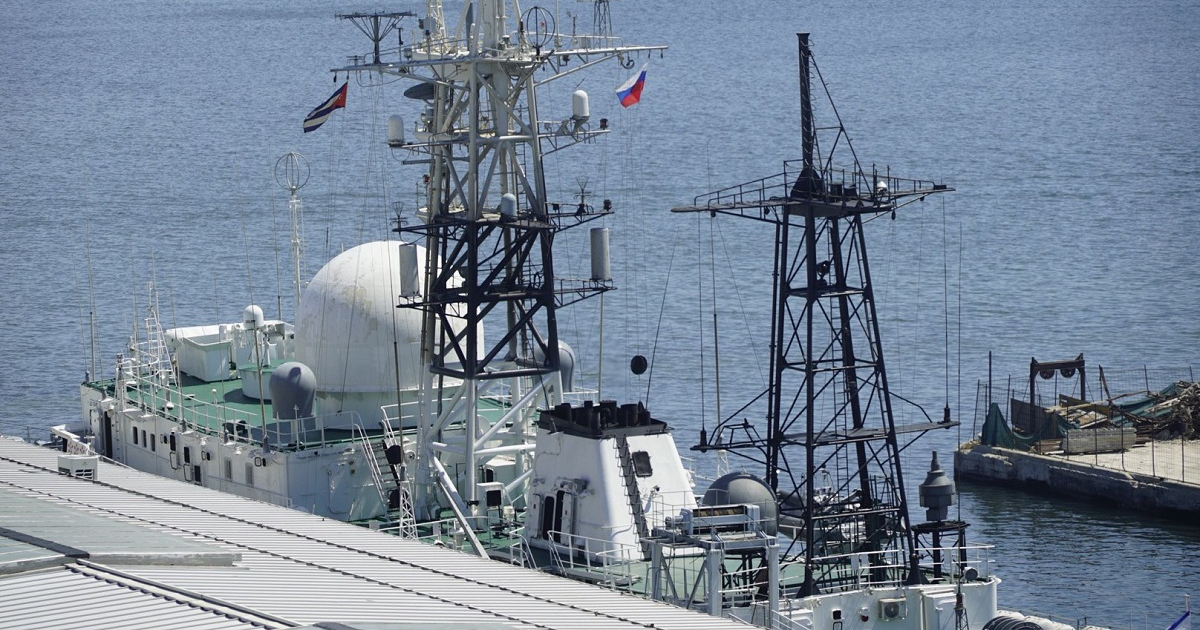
[294,241,469,423]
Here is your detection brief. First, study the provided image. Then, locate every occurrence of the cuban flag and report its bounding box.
[1167,611,1191,630]
[615,62,649,108]
[303,82,349,133]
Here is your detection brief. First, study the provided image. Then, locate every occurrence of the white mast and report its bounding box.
[274,152,310,314]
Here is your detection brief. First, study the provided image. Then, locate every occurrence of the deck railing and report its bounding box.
[117,370,364,451]
[544,530,643,589]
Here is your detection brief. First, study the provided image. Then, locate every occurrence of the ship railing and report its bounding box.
[796,543,995,593]
[118,371,263,435]
[486,528,534,568]
[402,516,462,546]
[351,420,390,512]
[686,161,944,215]
[559,34,625,51]
[914,542,995,584]
[781,549,906,592]
[119,370,367,452]
[545,530,642,590]
[259,411,364,451]
[646,544,775,617]
[646,488,783,538]
[379,399,423,432]
[397,29,629,67]
[478,379,599,407]
[560,387,600,406]
[408,515,531,564]
[767,601,824,630]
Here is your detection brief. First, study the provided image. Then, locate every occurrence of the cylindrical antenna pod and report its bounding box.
[387,115,405,145]
[589,227,610,281]
[499,193,517,218]
[398,243,419,297]
[572,90,590,121]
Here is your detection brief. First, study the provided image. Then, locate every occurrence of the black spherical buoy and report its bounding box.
[630,354,648,375]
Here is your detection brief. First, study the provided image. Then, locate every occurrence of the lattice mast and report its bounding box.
[677,33,954,596]
[337,1,663,521]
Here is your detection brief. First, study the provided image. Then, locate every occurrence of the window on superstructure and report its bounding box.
[150,434,155,452]
[224,458,232,480]
[631,451,653,477]
[183,447,191,465]
[132,426,138,445]
[141,429,147,448]
[245,463,254,487]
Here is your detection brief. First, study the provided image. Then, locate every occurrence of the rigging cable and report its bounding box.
[715,221,768,388]
[271,195,283,321]
[957,203,964,465]
[643,232,678,408]
[615,83,648,401]
[943,192,951,414]
[696,210,706,434]
[709,192,722,425]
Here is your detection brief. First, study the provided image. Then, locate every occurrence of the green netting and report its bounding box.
[979,402,1073,450]
[1110,382,1186,422]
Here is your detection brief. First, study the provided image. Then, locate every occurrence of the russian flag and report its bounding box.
[615,62,649,108]
[303,82,349,133]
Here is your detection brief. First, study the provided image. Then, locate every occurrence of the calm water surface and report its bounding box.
[3,0,1198,626]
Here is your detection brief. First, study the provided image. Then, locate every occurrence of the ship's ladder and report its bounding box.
[352,420,416,538]
[614,435,651,557]
[378,415,418,538]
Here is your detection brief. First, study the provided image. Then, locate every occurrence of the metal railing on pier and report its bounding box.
[971,365,1200,484]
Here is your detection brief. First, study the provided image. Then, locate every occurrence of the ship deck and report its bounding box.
[84,367,509,451]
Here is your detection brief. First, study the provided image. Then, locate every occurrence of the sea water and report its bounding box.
[2,0,1198,626]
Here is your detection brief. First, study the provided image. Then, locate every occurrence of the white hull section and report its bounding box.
[75,385,384,520]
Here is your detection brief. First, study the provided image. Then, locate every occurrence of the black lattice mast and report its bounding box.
[594,0,613,39]
[338,4,663,520]
[676,33,954,596]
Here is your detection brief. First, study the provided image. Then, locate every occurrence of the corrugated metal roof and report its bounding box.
[0,439,752,629]
[0,533,67,574]
[0,488,239,567]
[1,563,281,629]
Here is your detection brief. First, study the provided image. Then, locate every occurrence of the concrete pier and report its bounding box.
[954,440,1200,518]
